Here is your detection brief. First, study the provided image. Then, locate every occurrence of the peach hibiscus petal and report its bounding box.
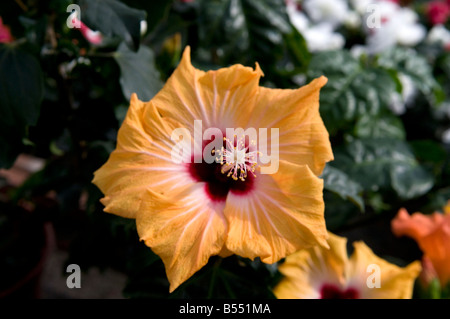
[223,161,328,264]
[136,184,227,292]
[152,46,263,130]
[247,76,333,176]
[198,62,263,129]
[274,233,348,299]
[92,94,192,219]
[274,233,421,299]
[347,241,421,299]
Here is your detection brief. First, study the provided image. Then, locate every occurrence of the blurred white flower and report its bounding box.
[364,1,426,53]
[389,73,417,115]
[286,0,345,52]
[396,24,427,46]
[303,0,349,27]
[292,74,307,86]
[400,73,416,104]
[286,3,309,32]
[390,92,407,115]
[344,10,362,29]
[303,23,346,52]
[427,24,450,46]
[140,20,148,36]
[351,0,374,15]
[432,101,450,120]
[442,128,450,144]
[350,44,369,59]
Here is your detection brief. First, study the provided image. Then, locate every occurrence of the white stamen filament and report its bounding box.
[214,136,261,181]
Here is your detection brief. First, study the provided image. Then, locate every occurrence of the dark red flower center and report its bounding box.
[188,137,256,202]
[320,284,359,299]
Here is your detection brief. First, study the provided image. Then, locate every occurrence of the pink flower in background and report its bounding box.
[0,17,13,43]
[78,20,102,45]
[427,1,450,25]
[70,15,103,45]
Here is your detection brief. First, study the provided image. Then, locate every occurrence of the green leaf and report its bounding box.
[377,47,437,96]
[114,42,163,101]
[354,113,406,140]
[114,104,129,126]
[198,0,249,54]
[323,190,360,231]
[416,278,441,299]
[409,140,448,165]
[333,138,434,200]
[136,0,173,35]
[307,51,396,134]
[442,280,450,299]
[0,45,44,168]
[322,165,365,212]
[308,50,360,76]
[425,187,450,213]
[437,52,450,78]
[239,0,292,55]
[0,45,44,127]
[0,130,24,169]
[390,164,435,200]
[196,0,310,73]
[282,28,310,74]
[78,0,147,51]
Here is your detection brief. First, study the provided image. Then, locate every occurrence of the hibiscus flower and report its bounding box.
[92,47,333,292]
[391,203,450,287]
[274,232,421,299]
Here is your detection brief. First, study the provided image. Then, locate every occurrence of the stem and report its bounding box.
[207,257,222,299]
[8,38,27,47]
[14,0,28,12]
[45,13,57,49]
[85,51,116,58]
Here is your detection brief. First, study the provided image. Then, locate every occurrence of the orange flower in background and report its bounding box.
[391,202,450,286]
[92,46,333,292]
[274,232,421,299]
[419,255,439,289]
